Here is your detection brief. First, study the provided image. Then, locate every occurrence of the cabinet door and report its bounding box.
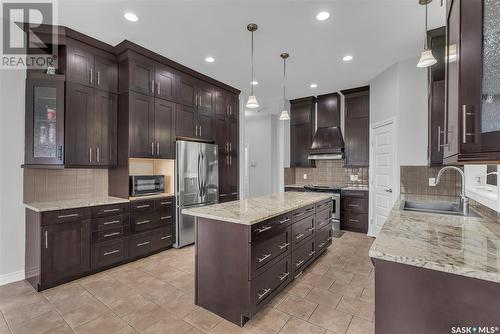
[177,74,196,107]
[41,220,90,287]
[129,92,155,158]
[155,65,176,101]
[66,45,94,87]
[25,76,65,165]
[317,93,340,128]
[228,95,239,119]
[129,56,155,96]
[94,56,118,93]
[290,123,313,167]
[197,82,216,113]
[345,116,369,167]
[65,83,94,166]
[216,117,229,198]
[197,111,215,141]
[215,91,228,117]
[154,99,176,159]
[429,80,445,165]
[94,90,117,166]
[228,117,239,197]
[175,104,196,138]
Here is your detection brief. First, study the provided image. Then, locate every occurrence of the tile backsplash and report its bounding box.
[400,166,462,197]
[24,168,108,203]
[285,160,369,186]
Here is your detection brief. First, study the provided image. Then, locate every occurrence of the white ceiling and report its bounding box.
[57,0,446,115]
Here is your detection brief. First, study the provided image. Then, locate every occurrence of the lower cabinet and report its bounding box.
[341,190,369,233]
[25,196,175,291]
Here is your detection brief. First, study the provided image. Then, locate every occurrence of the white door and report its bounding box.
[370,120,396,236]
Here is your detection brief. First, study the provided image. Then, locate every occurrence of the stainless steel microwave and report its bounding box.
[129,175,165,197]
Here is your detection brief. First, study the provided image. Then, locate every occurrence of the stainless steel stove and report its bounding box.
[302,184,343,237]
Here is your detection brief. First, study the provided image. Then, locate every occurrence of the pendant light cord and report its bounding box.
[283,57,286,109]
[250,30,254,95]
[424,3,428,49]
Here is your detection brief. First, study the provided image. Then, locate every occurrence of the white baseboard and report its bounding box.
[0,269,25,286]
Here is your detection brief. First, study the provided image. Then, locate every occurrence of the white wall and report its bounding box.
[0,69,26,284]
[245,115,273,197]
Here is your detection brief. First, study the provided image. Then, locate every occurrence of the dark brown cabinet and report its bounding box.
[341,190,369,233]
[317,93,341,128]
[176,101,215,141]
[290,97,316,168]
[444,0,500,163]
[342,86,370,167]
[126,53,156,96]
[154,99,176,159]
[94,90,118,166]
[177,74,196,107]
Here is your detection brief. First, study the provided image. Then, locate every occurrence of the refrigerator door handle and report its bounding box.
[197,151,202,199]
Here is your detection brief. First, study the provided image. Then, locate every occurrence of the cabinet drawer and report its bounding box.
[153,224,175,249]
[251,226,291,275]
[343,212,368,232]
[292,204,315,221]
[292,236,315,278]
[154,197,174,211]
[251,254,292,308]
[42,207,90,225]
[342,190,368,199]
[344,198,368,213]
[91,239,127,270]
[93,226,125,243]
[131,212,172,233]
[92,203,128,218]
[292,215,315,246]
[315,223,333,256]
[315,208,331,230]
[129,231,155,258]
[92,214,127,231]
[250,213,292,242]
[130,199,155,213]
[315,199,332,212]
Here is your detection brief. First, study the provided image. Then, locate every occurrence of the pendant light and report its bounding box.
[246,23,259,108]
[416,0,437,68]
[279,53,290,121]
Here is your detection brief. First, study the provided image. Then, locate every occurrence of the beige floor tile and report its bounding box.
[184,328,204,334]
[286,281,313,298]
[183,307,223,332]
[300,273,335,290]
[275,295,318,320]
[169,271,194,293]
[308,304,352,334]
[349,274,374,289]
[107,293,153,318]
[328,281,363,299]
[267,291,289,308]
[160,292,197,318]
[246,307,290,334]
[342,263,372,277]
[323,269,355,284]
[0,282,45,313]
[2,299,54,327]
[142,313,192,334]
[209,320,255,334]
[59,296,111,328]
[336,296,374,322]
[304,287,342,308]
[43,282,87,304]
[81,275,135,305]
[0,323,10,334]
[8,310,72,334]
[346,317,374,334]
[359,287,374,304]
[278,317,326,334]
[74,313,128,334]
[121,302,170,331]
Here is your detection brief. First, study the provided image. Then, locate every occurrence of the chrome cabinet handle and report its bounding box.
[278,218,290,225]
[295,233,304,240]
[199,125,202,137]
[229,105,232,116]
[151,142,154,156]
[256,226,272,233]
[307,227,315,232]
[103,220,120,225]
[195,125,198,136]
[348,204,359,207]
[317,202,331,209]
[295,260,304,267]
[137,241,150,247]
[44,231,48,249]
[104,249,119,256]
[89,147,92,163]
[161,235,172,240]
[104,232,120,238]
[278,272,289,281]
[89,69,93,84]
[437,126,443,152]
[160,216,172,220]
[136,204,150,209]
[96,71,100,86]
[229,142,232,152]
[278,242,290,250]
[257,288,271,300]
[103,208,120,213]
[229,156,231,165]
[156,142,160,156]
[157,82,161,95]
[58,213,79,218]
[308,250,315,257]
[349,219,359,223]
[96,147,100,163]
[160,201,172,205]
[136,220,150,225]
[462,105,475,144]
[294,208,314,217]
[151,80,155,94]
[318,242,326,249]
[257,253,272,263]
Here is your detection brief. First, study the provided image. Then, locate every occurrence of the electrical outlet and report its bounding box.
[353,175,359,181]
[429,177,436,186]
[303,173,308,180]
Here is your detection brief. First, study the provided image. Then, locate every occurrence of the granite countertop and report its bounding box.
[24,197,130,212]
[183,192,332,225]
[369,194,500,283]
[342,185,369,191]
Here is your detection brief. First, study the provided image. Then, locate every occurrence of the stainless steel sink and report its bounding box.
[401,200,480,217]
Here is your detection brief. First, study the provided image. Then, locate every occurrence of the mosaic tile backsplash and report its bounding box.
[400,166,462,197]
[285,160,369,186]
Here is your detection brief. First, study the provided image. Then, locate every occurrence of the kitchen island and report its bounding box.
[183,192,334,326]
[369,194,500,334]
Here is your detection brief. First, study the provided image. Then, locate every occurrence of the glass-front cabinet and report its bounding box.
[25,74,65,165]
[444,0,500,163]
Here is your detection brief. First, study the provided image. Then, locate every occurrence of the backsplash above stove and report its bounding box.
[285,160,369,187]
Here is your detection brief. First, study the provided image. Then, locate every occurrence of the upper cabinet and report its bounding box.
[317,93,341,128]
[290,97,316,168]
[342,86,370,168]
[444,0,500,164]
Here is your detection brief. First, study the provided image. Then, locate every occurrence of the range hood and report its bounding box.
[308,126,345,160]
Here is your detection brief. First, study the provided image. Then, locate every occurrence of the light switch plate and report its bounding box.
[303,174,308,180]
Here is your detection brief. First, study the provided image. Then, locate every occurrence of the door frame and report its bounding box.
[368,117,398,237]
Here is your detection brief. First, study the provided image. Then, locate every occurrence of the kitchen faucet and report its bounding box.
[435,166,469,216]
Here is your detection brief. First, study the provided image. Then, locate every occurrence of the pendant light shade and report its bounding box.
[246,23,259,109]
[279,53,290,121]
[416,0,437,68]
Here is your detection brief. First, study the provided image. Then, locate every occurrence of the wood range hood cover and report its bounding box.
[308,126,345,160]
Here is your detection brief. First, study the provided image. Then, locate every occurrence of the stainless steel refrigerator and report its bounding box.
[175,140,218,247]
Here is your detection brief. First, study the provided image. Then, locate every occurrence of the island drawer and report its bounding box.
[292,215,315,246]
[292,236,315,278]
[315,199,332,212]
[315,208,331,230]
[251,254,292,308]
[315,223,333,256]
[292,204,315,221]
[251,226,291,276]
[91,238,127,270]
[250,212,292,242]
[92,214,127,232]
[92,203,128,218]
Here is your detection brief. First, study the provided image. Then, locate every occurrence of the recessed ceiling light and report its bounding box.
[124,12,138,22]
[310,83,318,88]
[205,56,215,63]
[342,55,353,62]
[251,80,258,86]
[316,11,330,21]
